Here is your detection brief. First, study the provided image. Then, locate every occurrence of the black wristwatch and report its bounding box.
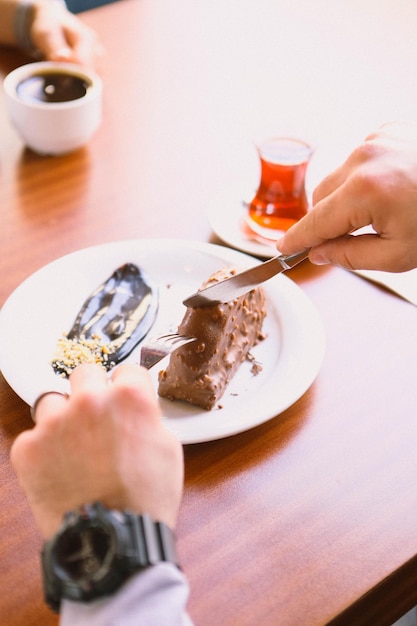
[41,502,179,612]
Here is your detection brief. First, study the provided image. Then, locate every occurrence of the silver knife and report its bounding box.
[183,249,310,307]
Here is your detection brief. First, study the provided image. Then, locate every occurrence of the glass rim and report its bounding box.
[256,136,313,165]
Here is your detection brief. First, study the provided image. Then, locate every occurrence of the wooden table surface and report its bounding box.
[1,1,417,624]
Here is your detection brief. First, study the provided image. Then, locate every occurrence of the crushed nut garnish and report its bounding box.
[51,332,115,378]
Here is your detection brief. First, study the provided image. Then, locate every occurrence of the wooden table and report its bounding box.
[1,1,417,624]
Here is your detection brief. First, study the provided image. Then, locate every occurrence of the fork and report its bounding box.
[140,333,196,369]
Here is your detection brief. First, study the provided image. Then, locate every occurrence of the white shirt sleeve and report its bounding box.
[60,563,194,626]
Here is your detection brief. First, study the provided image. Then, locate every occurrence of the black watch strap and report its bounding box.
[125,510,179,569]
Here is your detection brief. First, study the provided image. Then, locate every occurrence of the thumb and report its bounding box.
[49,46,74,62]
[31,21,74,62]
[309,233,409,272]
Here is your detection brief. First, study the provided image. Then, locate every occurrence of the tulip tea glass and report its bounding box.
[247,137,312,239]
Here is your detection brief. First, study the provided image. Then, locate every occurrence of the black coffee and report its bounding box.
[16,72,90,104]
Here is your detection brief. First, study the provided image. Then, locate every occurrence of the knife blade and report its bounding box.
[183,249,309,307]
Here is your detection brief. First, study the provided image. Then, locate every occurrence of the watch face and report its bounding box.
[56,522,115,581]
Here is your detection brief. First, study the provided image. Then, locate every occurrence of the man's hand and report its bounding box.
[277,122,417,272]
[30,1,104,69]
[11,364,183,538]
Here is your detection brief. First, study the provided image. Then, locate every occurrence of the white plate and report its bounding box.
[0,239,325,444]
[207,183,280,259]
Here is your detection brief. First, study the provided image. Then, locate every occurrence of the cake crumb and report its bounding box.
[246,352,263,375]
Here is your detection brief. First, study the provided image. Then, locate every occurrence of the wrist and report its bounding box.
[14,0,67,54]
[41,502,180,612]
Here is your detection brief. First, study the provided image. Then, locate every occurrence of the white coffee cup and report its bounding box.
[3,61,102,156]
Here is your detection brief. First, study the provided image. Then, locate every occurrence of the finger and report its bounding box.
[277,167,353,256]
[48,46,75,62]
[63,25,105,69]
[31,391,69,423]
[69,363,109,394]
[278,171,377,256]
[110,364,161,422]
[276,191,349,254]
[312,137,382,206]
[31,23,71,61]
[312,162,348,205]
[111,363,155,394]
[309,233,411,272]
[69,39,97,67]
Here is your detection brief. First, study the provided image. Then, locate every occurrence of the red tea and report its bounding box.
[247,137,312,238]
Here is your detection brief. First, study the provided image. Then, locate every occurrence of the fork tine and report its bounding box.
[140,333,196,370]
[157,333,191,342]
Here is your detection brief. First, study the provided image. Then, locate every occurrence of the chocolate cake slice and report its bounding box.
[157,267,266,410]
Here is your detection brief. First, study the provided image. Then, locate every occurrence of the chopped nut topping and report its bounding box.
[51,332,114,378]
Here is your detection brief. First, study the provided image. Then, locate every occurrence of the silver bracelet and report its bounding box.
[13,0,68,55]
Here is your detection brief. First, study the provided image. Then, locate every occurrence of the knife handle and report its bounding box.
[277,249,310,270]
